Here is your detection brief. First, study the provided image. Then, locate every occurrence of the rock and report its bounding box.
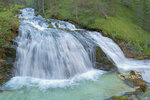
[0,59,5,63]
[35,11,39,16]
[106,94,139,100]
[95,47,117,72]
[118,40,150,59]
[0,47,16,85]
[17,11,22,14]
[106,71,149,100]
[106,89,150,100]
[0,75,3,79]
[48,25,55,29]
[142,88,150,98]
[106,96,134,100]
[118,71,147,92]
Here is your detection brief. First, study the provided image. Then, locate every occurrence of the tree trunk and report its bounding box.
[97,3,108,19]
[75,3,78,21]
[42,0,44,14]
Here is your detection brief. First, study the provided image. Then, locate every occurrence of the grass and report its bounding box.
[0,5,24,47]
[44,0,150,56]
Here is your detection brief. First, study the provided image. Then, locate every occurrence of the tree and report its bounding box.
[97,1,108,19]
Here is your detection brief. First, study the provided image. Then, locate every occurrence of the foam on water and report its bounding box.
[0,73,134,100]
[2,70,104,90]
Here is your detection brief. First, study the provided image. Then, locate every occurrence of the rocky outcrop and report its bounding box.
[118,40,150,59]
[106,71,150,100]
[119,71,147,92]
[0,47,16,85]
[0,28,18,85]
[95,47,117,72]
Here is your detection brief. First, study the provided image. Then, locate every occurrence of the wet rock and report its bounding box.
[17,11,22,14]
[48,25,55,29]
[106,93,139,100]
[95,47,117,72]
[106,71,149,100]
[119,71,147,92]
[106,89,150,100]
[106,95,134,100]
[35,11,39,16]
[142,88,150,99]
[0,59,5,63]
[0,47,16,85]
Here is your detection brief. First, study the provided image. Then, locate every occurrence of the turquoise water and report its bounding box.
[0,73,134,100]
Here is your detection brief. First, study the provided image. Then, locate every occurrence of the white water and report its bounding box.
[0,73,134,100]
[1,8,150,90]
[84,31,150,82]
[15,8,95,79]
[2,8,105,90]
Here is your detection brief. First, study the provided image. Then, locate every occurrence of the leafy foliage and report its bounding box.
[0,5,24,47]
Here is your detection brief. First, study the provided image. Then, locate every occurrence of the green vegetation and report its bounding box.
[0,5,24,47]
[0,3,24,85]
[112,96,133,100]
[142,89,150,97]
[0,0,150,55]
[43,0,150,56]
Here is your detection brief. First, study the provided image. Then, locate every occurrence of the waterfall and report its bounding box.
[15,8,95,79]
[1,8,150,90]
[84,31,150,82]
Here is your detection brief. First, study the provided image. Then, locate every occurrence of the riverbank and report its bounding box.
[0,5,24,85]
[42,0,150,58]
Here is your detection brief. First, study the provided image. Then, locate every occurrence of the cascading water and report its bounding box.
[84,31,150,82]
[15,9,95,79]
[1,8,150,93]
[1,8,104,90]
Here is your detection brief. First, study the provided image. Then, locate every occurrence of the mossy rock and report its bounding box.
[111,96,134,100]
[95,47,117,71]
[119,71,147,92]
[48,25,55,29]
[111,71,150,100]
[142,89,150,97]
[106,92,143,100]
[0,47,16,85]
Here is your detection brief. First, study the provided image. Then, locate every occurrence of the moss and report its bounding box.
[48,25,55,29]
[112,96,133,100]
[0,5,20,47]
[11,5,25,14]
[142,89,150,97]
[95,47,116,71]
[0,5,21,85]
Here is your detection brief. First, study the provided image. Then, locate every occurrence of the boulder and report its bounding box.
[106,71,149,100]
[118,71,147,92]
[95,47,117,72]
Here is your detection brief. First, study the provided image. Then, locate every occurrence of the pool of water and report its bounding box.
[0,73,134,100]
